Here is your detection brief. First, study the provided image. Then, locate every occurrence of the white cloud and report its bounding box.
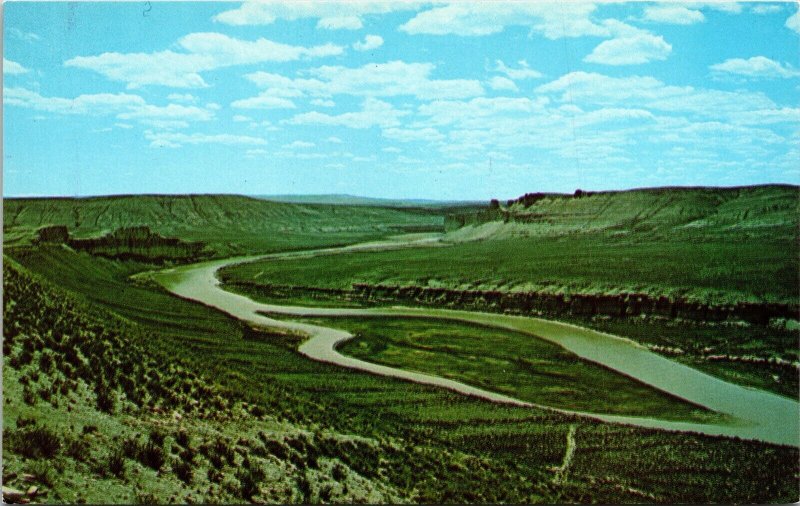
[284,140,315,149]
[751,4,782,15]
[167,93,197,103]
[383,127,445,142]
[382,146,401,153]
[65,33,343,89]
[696,2,743,14]
[488,76,518,92]
[114,123,133,129]
[327,136,343,143]
[353,34,384,52]
[584,21,671,65]
[536,71,779,119]
[244,61,484,101]
[311,99,336,107]
[117,103,214,122]
[400,3,608,39]
[711,56,800,79]
[214,2,422,27]
[494,60,542,80]
[245,148,268,157]
[4,87,145,115]
[643,5,705,25]
[317,16,363,30]
[231,93,297,110]
[8,28,40,43]
[418,96,549,128]
[233,114,252,122]
[5,87,218,129]
[288,97,408,129]
[4,58,30,75]
[145,130,266,148]
[786,9,800,34]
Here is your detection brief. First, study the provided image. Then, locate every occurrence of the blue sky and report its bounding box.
[3,1,799,199]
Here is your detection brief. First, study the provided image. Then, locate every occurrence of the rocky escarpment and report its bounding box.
[35,225,208,263]
[225,281,798,326]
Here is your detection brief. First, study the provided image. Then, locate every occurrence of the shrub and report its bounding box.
[65,436,91,462]
[175,430,190,448]
[332,462,347,482]
[96,384,116,413]
[173,460,193,484]
[108,449,126,478]
[149,429,166,446]
[12,424,62,459]
[237,464,266,500]
[138,441,165,470]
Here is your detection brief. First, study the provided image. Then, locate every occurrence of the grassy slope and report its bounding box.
[6,246,799,503]
[3,194,443,256]
[299,316,722,423]
[221,234,798,304]
[219,185,799,397]
[223,186,799,304]
[2,259,408,504]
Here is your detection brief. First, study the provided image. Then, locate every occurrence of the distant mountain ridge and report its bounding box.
[255,194,482,208]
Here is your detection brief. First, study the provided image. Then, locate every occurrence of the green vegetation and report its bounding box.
[3,194,444,256]
[222,234,797,305]
[4,189,800,503]
[293,316,721,422]
[449,185,798,240]
[6,243,799,503]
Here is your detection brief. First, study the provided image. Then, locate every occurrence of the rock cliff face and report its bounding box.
[227,281,798,325]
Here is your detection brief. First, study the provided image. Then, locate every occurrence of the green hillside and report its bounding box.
[3,195,443,256]
[6,242,799,504]
[447,185,799,240]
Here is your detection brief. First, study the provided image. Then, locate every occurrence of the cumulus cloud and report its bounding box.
[751,4,782,15]
[231,93,297,110]
[214,2,422,27]
[383,127,445,142]
[167,93,197,103]
[643,5,705,25]
[494,60,542,80]
[353,34,384,52]
[145,130,266,148]
[4,87,145,115]
[584,21,671,65]
[288,97,408,129]
[488,76,518,92]
[284,140,315,149]
[786,9,800,34]
[711,56,800,79]
[65,32,343,88]
[400,2,608,38]
[243,61,484,101]
[4,87,216,128]
[4,58,30,75]
[536,71,782,120]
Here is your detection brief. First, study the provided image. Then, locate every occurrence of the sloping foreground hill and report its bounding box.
[3,194,443,256]
[446,185,799,240]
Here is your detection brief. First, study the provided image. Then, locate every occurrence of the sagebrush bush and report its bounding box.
[11,424,62,459]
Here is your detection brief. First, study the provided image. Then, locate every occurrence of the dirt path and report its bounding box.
[554,425,577,485]
[150,240,799,448]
